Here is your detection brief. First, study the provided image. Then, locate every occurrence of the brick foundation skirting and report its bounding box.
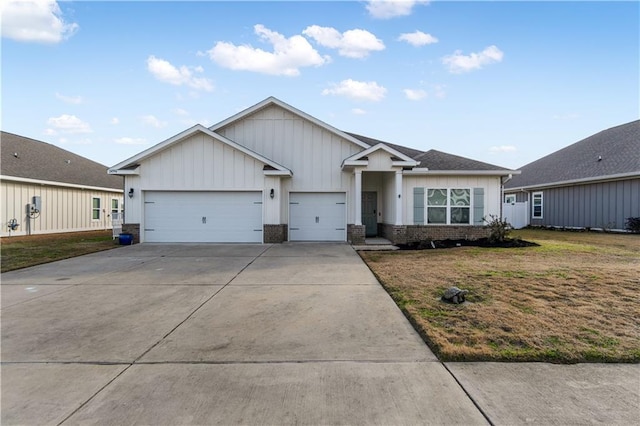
[121,223,140,244]
[379,224,490,245]
[347,224,366,245]
[264,224,287,243]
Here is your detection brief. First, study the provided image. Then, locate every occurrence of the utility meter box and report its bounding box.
[32,196,41,213]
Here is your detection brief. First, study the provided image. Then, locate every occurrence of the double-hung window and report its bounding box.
[426,188,471,225]
[111,199,120,220]
[532,192,543,219]
[92,197,101,220]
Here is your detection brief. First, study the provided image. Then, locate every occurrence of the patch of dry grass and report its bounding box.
[361,229,640,363]
[1,231,118,273]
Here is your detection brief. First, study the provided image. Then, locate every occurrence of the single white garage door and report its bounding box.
[144,191,263,243]
[289,192,346,241]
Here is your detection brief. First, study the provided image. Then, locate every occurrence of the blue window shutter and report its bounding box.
[413,187,425,224]
[473,188,485,225]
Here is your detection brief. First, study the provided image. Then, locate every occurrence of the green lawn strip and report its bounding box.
[1,233,118,272]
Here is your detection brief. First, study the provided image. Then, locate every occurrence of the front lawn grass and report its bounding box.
[1,231,118,273]
[360,229,640,363]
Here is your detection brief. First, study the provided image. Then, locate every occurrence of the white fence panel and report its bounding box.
[502,201,528,229]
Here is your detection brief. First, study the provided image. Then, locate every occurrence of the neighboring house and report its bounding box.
[108,97,517,244]
[504,120,640,231]
[1,132,124,237]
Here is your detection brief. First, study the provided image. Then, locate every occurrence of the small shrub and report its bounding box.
[625,217,640,233]
[484,214,512,243]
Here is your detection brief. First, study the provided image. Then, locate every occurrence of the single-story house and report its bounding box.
[503,120,639,231]
[109,97,517,244]
[1,131,124,237]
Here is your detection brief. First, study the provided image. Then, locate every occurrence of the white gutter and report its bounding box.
[403,169,519,177]
[1,175,124,193]
[505,171,640,192]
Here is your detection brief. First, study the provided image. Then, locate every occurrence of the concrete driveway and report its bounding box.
[1,243,485,425]
[2,243,638,425]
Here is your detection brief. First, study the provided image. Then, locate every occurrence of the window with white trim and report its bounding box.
[111,199,120,220]
[504,194,516,204]
[532,192,543,219]
[426,188,471,225]
[92,197,101,220]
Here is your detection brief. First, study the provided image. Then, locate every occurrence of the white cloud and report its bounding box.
[110,117,119,125]
[43,128,57,136]
[173,108,189,116]
[489,145,517,153]
[147,55,214,91]
[46,114,92,134]
[302,25,384,59]
[398,30,438,46]
[433,84,446,99]
[443,45,504,74]
[114,137,147,145]
[366,0,429,19]
[1,0,78,43]
[322,79,387,102]
[352,108,367,115]
[55,92,83,104]
[140,114,167,128]
[207,24,329,76]
[404,89,427,100]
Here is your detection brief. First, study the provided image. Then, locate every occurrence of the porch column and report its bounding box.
[355,170,362,225]
[395,170,403,225]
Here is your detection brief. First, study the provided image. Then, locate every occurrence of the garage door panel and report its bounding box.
[144,192,262,243]
[289,193,346,241]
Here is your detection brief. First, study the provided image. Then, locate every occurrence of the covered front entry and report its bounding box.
[143,191,263,243]
[289,192,346,241]
[362,192,377,237]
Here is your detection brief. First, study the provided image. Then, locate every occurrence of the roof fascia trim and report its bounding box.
[109,124,291,174]
[344,142,418,164]
[108,167,140,175]
[209,97,371,150]
[403,169,519,176]
[1,175,124,193]
[505,171,640,192]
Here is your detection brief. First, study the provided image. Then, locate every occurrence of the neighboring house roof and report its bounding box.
[1,131,123,190]
[345,132,425,159]
[505,120,640,190]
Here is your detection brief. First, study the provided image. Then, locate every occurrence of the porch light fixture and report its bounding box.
[270,188,275,199]
[128,188,134,198]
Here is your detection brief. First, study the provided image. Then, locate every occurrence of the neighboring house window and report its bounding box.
[426,188,471,225]
[504,194,516,204]
[111,199,120,220]
[532,192,543,219]
[92,197,101,220]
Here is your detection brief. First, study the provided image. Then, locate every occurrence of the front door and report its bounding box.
[361,192,377,237]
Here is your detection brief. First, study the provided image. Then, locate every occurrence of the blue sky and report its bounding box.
[2,0,638,170]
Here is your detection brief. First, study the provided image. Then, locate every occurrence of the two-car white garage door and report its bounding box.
[144,191,263,243]
[143,191,346,243]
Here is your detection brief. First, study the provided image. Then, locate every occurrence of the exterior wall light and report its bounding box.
[128,188,134,198]
[270,188,275,199]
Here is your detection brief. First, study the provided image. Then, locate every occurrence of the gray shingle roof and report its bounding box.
[346,132,512,171]
[1,131,123,190]
[505,120,640,189]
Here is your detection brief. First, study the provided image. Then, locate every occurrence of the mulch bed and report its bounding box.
[398,238,539,250]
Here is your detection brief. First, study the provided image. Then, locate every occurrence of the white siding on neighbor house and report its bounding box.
[1,179,123,237]
[402,176,502,225]
[125,133,268,224]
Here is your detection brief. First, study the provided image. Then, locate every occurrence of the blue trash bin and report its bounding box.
[119,233,133,245]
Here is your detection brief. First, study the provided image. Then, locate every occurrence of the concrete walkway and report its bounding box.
[1,243,638,425]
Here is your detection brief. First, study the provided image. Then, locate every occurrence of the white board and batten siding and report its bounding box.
[125,132,269,227]
[403,176,502,225]
[217,104,363,224]
[1,179,123,237]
